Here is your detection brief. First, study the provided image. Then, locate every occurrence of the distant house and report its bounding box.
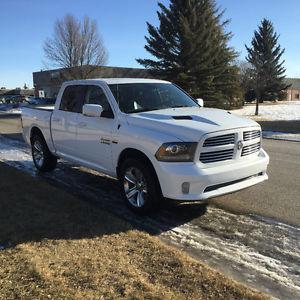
[33,65,151,98]
[286,78,300,101]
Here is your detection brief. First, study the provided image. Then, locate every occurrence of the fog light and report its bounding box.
[182,182,190,194]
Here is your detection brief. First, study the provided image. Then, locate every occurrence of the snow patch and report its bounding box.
[262,131,300,142]
[162,209,300,298]
[232,101,300,121]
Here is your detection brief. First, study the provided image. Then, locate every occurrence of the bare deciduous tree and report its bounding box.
[44,14,108,79]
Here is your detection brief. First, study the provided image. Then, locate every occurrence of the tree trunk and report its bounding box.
[255,89,260,116]
[255,98,259,115]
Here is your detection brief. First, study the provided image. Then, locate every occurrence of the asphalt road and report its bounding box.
[211,138,300,226]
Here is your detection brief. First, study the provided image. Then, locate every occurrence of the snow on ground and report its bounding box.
[232,101,300,121]
[263,131,300,142]
[0,108,21,114]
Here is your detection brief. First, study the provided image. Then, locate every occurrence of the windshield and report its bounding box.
[108,83,199,114]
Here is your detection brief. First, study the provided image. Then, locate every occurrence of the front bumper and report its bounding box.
[155,148,269,201]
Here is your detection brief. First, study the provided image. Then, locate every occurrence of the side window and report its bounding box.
[85,85,114,118]
[60,85,86,113]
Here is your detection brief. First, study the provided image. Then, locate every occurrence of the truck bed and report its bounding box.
[21,106,55,152]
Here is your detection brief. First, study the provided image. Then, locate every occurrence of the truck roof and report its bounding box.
[64,78,171,85]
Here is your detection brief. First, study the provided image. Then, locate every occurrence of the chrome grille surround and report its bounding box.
[242,142,261,156]
[200,149,234,163]
[243,130,261,141]
[203,133,235,147]
[199,128,261,165]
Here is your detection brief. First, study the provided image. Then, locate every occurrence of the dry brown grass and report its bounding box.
[0,162,270,300]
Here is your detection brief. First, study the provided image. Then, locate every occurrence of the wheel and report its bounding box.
[120,158,161,214]
[31,134,57,172]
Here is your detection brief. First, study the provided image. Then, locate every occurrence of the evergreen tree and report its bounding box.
[137,0,241,108]
[246,19,289,115]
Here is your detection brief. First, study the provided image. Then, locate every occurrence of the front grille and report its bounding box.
[242,142,261,156]
[200,149,234,163]
[243,130,261,141]
[203,133,235,147]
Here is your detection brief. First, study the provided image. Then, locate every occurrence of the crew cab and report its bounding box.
[21,78,269,213]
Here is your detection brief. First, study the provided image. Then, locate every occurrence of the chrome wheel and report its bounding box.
[123,167,148,208]
[32,140,44,168]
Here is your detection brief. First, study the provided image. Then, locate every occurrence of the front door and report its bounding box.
[75,84,117,173]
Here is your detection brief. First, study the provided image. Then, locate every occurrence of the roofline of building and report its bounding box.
[33,65,147,75]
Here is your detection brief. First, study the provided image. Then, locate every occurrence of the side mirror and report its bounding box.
[196,98,204,107]
[82,104,103,117]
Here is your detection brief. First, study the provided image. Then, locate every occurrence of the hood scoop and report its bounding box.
[172,115,193,120]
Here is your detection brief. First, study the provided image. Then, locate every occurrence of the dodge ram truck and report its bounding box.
[21,78,269,213]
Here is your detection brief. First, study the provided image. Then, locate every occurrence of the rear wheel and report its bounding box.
[120,158,161,214]
[31,134,57,172]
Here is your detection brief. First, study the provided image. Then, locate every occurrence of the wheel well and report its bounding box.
[30,127,44,142]
[117,148,158,181]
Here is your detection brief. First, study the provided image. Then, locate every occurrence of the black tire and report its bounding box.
[31,134,57,172]
[119,158,161,214]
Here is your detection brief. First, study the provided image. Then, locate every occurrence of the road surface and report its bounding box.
[211,138,300,226]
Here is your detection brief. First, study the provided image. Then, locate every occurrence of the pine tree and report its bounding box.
[137,0,241,108]
[246,19,289,115]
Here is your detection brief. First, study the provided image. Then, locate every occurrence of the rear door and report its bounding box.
[51,85,86,157]
[75,84,118,173]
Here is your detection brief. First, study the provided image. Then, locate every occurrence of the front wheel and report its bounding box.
[120,158,161,214]
[31,134,57,172]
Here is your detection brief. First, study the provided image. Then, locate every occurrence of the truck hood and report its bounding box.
[126,107,259,141]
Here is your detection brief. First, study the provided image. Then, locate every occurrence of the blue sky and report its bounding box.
[0,0,299,88]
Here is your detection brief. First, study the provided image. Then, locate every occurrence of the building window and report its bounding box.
[295,93,300,100]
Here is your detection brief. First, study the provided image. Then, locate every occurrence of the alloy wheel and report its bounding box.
[32,140,44,168]
[123,167,148,208]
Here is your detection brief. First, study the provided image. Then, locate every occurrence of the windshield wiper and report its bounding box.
[170,105,190,108]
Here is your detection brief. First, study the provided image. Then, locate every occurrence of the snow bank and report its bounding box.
[232,101,300,121]
[262,131,300,142]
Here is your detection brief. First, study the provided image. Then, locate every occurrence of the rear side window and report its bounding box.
[60,85,87,113]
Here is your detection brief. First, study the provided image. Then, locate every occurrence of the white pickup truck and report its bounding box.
[21,78,269,213]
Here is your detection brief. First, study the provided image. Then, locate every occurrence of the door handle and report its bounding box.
[52,118,61,122]
[78,122,87,128]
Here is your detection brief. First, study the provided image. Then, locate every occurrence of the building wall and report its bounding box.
[285,78,300,101]
[33,66,151,98]
[287,88,300,101]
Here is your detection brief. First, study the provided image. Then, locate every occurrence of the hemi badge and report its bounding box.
[100,138,111,145]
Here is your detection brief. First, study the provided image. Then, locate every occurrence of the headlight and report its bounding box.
[155,142,197,162]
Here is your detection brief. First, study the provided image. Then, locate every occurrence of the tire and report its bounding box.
[31,134,57,172]
[119,158,161,214]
